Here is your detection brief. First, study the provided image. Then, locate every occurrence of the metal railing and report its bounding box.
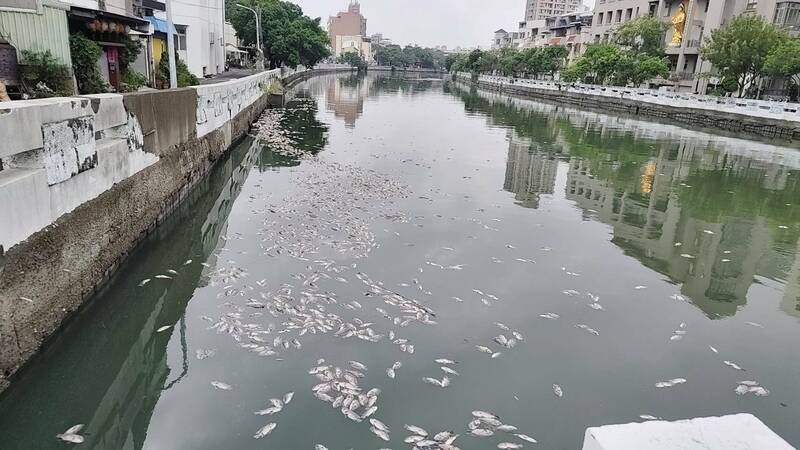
[455,72,800,122]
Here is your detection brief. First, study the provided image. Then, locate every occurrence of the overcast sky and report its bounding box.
[290,0,537,49]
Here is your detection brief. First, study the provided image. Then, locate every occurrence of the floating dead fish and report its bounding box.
[155,275,172,279]
[138,279,151,287]
[253,422,277,439]
[211,381,233,391]
[723,360,744,371]
[56,424,85,444]
[553,384,564,397]
[156,325,172,333]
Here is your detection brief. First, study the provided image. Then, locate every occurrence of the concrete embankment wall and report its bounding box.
[0,67,350,390]
[455,73,800,141]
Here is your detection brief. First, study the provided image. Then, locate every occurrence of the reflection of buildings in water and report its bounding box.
[564,141,777,319]
[781,243,800,318]
[502,131,560,209]
[325,75,374,128]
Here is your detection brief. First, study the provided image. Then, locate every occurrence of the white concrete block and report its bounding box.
[41,116,96,185]
[0,97,94,158]
[82,93,127,132]
[582,414,795,450]
[0,168,51,250]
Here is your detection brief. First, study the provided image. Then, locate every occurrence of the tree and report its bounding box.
[765,39,800,92]
[337,51,367,70]
[375,44,408,67]
[614,16,670,56]
[612,53,670,86]
[227,0,330,69]
[702,15,787,97]
[538,46,569,77]
[69,34,106,94]
[575,43,622,84]
[156,51,198,87]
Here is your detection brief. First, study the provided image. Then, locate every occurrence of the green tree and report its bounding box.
[612,53,670,86]
[765,39,800,91]
[538,46,569,77]
[227,0,330,69]
[575,43,622,84]
[156,51,199,87]
[337,51,367,70]
[375,44,408,67]
[613,16,670,56]
[69,34,106,94]
[702,15,787,97]
[19,50,74,97]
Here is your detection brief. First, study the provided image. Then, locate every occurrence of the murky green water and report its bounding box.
[2,73,800,449]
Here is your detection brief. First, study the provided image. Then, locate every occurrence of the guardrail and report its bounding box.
[455,72,800,123]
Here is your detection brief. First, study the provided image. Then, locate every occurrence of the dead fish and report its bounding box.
[405,424,428,436]
[441,366,459,376]
[723,361,744,371]
[471,428,494,437]
[370,426,391,441]
[138,279,151,287]
[435,358,456,365]
[515,433,538,443]
[491,352,502,359]
[253,422,277,439]
[283,392,294,404]
[155,275,172,279]
[156,325,172,333]
[184,259,193,265]
[56,424,85,444]
[498,443,523,449]
[370,418,390,433]
[475,345,493,354]
[211,381,233,391]
[167,269,179,275]
[539,313,560,320]
[553,384,564,398]
[639,415,660,421]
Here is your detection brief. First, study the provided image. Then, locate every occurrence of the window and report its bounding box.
[598,12,604,24]
[745,0,757,10]
[626,8,633,20]
[775,1,800,31]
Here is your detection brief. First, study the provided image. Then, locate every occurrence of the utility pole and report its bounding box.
[166,0,178,88]
[237,3,263,70]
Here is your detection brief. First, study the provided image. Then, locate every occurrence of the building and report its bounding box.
[329,1,366,48]
[545,12,593,63]
[333,34,372,61]
[329,1,371,60]
[525,0,583,21]
[369,32,391,46]
[592,0,653,44]
[62,0,150,91]
[145,0,225,79]
[492,29,522,49]
[0,0,73,95]
[517,19,550,48]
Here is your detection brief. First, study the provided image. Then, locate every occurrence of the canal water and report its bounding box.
[1,73,799,449]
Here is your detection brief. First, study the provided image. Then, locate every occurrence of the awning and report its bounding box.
[225,44,247,54]
[146,16,177,35]
[69,6,148,26]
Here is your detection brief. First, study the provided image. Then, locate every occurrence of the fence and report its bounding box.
[457,72,800,123]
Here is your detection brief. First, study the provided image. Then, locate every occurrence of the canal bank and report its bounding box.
[454,73,800,141]
[0,73,798,449]
[0,67,353,391]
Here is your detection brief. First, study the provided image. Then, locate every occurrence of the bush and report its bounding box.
[18,50,73,97]
[156,51,199,88]
[120,70,148,92]
[69,34,107,94]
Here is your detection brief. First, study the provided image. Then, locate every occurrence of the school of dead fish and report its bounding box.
[56,98,779,446]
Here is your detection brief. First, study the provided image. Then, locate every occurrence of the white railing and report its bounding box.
[456,72,800,123]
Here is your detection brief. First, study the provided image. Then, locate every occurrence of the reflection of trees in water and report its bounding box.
[448,81,800,319]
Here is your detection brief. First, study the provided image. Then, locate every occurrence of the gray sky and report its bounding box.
[291,0,530,49]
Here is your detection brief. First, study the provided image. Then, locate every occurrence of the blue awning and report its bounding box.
[146,16,178,35]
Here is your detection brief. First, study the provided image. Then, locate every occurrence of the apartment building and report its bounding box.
[525,0,583,20]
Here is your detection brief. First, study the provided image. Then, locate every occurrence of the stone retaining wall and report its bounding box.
[456,73,800,141]
[0,67,350,391]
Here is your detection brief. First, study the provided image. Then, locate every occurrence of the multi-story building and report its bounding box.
[591,0,654,44]
[545,12,593,63]
[525,0,583,20]
[329,1,371,60]
[492,29,522,49]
